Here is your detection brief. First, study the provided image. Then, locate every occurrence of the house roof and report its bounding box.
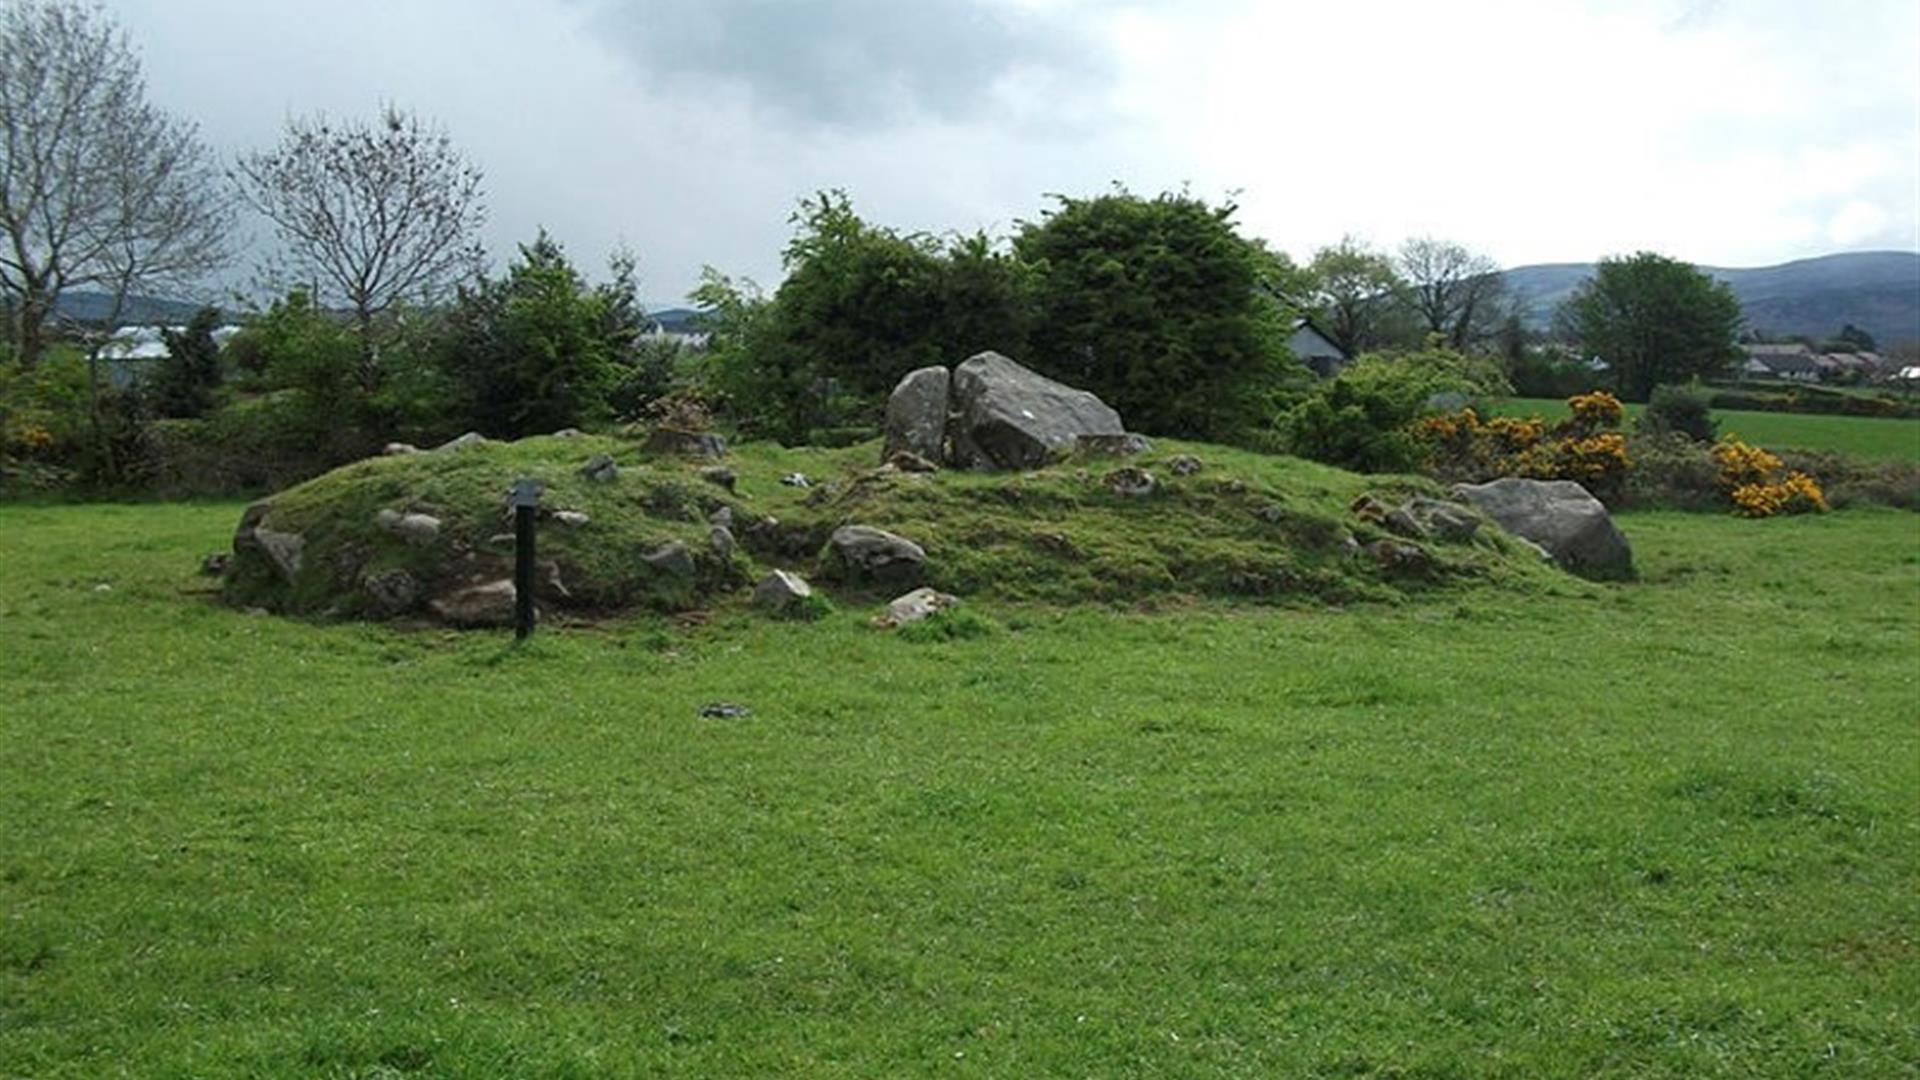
[1288,316,1348,359]
[1744,342,1814,358]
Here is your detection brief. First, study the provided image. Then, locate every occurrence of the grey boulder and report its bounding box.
[643,540,698,579]
[876,587,958,628]
[949,351,1124,470]
[752,569,815,615]
[580,453,620,483]
[436,431,489,452]
[1454,478,1633,578]
[375,508,442,545]
[429,579,516,626]
[824,525,926,589]
[883,365,951,463]
[361,568,419,615]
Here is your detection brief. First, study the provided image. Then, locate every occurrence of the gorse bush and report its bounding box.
[1413,390,1632,502]
[1713,438,1827,517]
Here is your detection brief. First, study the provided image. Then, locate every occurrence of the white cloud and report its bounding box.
[97,0,1920,301]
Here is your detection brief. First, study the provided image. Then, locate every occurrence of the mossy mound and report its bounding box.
[221,433,1561,622]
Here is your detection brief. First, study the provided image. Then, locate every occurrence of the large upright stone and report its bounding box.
[882,365,951,463]
[948,352,1124,470]
[1453,478,1633,579]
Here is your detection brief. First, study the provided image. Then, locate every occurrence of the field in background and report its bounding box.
[2,500,1916,1075]
[1493,397,1920,462]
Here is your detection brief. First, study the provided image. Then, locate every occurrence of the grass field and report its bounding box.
[3,500,1917,1075]
[1492,397,1920,463]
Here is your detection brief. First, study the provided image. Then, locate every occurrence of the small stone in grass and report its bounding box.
[699,701,750,719]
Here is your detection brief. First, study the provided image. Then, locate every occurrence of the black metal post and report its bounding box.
[510,477,543,640]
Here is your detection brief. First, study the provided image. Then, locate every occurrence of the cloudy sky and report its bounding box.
[106,0,1920,304]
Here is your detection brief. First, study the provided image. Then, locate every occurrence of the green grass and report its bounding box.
[3,500,1917,1076]
[1494,397,1920,462]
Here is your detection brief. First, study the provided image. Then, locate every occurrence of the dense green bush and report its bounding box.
[1279,344,1508,473]
[1640,382,1717,441]
[1017,189,1295,441]
[1620,432,1723,510]
[442,233,638,438]
[1508,346,1603,399]
[1279,379,1424,473]
[696,192,1030,444]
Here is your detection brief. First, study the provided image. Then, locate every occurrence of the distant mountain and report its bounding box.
[54,291,223,325]
[1506,251,1920,345]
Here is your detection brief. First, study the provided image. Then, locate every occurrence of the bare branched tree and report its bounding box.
[235,105,486,380]
[0,0,231,367]
[1308,235,1406,357]
[1397,236,1506,351]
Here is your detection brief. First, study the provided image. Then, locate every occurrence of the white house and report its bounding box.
[1290,317,1350,377]
[1742,343,1821,382]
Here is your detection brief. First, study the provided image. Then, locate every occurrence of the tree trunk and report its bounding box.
[15,290,49,369]
[354,302,380,396]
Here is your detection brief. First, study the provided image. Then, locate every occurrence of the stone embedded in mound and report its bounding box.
[949,351,1127,470]
[1103,466,1156,497]
[885,449,940,473]
[643,428,728,458]
[383,442,420,456]
[876,587,958,628]
[753,569,815,615]
[1454,478,1633,579]
[361,568,419,615]
[643,541,697,579]
[253,528,305,582]
[374,508,442,545]
[1167,454,1203,477]
[436,432,488,452]
[1385,496,1480,543]
[580,453,620,484]
[429,579,516,626]
[231,500,302,584]
[823,525,926,590]
[883,365,951,463]
[1074,433,1153,457]
[1366,538,1434,576]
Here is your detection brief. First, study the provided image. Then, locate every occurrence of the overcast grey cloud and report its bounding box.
[91,0,1920,306]
[585,0,1114,130]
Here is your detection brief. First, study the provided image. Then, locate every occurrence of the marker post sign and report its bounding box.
[509,477,544,639]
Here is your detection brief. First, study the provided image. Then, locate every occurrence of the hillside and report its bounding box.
[1505,251,1920,344]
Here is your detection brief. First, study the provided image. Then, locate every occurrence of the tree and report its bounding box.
[1557,252,1742,401]
[443,231,636,438]
[1828,323,1877,353]
[235,105,486,380]
[153,305,222,418]
[1396,237,1505,351]
[1307,236,1405,357]
[1015,189,1292,440]
[0,0,230,367]
[695,191,1030,443]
